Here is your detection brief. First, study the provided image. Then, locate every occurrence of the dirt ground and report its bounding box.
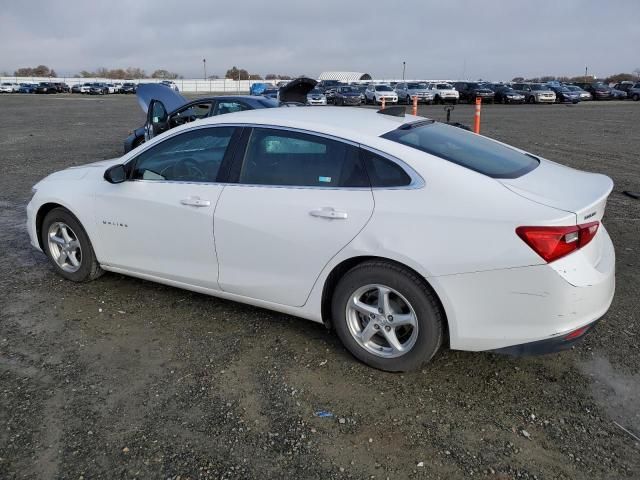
[0,94,639,479]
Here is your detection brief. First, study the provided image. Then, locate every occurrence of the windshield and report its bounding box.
[408,83,428,89]
[375,85,393,92]
[309,89,323,95]
[381,122,539,179]
[436,83,453,89]
[531,84,548,91]
[340,86,357,93]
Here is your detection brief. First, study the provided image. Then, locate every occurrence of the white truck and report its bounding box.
[428,82,460,104]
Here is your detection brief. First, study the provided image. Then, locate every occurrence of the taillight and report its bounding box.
[516,221,599,263]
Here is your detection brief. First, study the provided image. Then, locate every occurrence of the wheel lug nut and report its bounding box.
[378,308,383,314]
[369,313,375,319]
[385,326,391,332]
[387,315,393,322]
[373,323,380,330]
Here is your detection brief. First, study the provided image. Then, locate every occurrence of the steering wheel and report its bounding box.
[160,158,206,181]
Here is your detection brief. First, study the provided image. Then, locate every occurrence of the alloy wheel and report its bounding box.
[47,222,82,273]
[345,284,419,358]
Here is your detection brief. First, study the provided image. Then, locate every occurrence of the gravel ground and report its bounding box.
[0,94,639,479]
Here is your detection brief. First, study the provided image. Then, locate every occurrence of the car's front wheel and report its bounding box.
[331,261,444,372]
[41,208,104,282]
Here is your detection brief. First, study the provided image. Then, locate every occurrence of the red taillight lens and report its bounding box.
[516,221,599,263]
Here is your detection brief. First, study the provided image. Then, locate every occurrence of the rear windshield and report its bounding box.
[381,122,539,179]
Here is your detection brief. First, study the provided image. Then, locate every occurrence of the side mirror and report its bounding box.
[104,164,127,184]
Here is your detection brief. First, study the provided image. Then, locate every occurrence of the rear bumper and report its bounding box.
[491,320,598,356]
[431,226,615,352]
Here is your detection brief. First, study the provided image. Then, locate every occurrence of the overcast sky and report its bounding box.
[1,0,638,80]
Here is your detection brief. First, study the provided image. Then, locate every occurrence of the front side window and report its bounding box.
[381,122,539,179]
[131,127,236,182]
[169,102,212,128]
[214,101,250,116]
[239,128,367,187]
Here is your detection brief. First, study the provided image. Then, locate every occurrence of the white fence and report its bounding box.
[0,77,279,93]
[1,76,462,93]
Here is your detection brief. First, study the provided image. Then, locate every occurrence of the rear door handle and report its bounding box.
[180,197,211,207]
[309,207,348,220]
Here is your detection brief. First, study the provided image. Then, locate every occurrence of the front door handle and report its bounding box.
[180,197,210,207]
[309,207,348,220]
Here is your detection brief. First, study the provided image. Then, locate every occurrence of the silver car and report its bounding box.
[395,82,435,104]
[306,88,327,106]
[511,83,556,104]
[565,85,592,101]
[628,83,640,101]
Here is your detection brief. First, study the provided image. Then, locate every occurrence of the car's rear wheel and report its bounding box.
[41,208,104,282]
[331,261,444,372]
[633,93,640,101]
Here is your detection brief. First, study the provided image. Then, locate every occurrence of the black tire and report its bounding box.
[528,95,536,104]
[633,94,639,101]
[41,207,104,282]
[331,261,444,372]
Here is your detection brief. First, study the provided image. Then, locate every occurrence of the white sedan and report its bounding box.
[27,107,615,371]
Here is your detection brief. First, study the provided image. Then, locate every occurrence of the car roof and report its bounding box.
[199,106,418,139]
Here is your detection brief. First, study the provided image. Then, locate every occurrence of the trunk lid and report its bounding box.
[499,158,613,223]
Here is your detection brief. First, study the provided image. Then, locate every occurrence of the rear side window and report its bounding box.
[381,122,539,179]
[239,128,368,187]
[361,150,411,187]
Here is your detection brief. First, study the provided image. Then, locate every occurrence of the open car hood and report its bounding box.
[278,77,317,104]
[136,83,187,114]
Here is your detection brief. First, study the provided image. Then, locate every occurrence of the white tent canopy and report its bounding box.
[318,72,372,82]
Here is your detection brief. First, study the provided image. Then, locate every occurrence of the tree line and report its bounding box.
[223,66,292,81]
[8,65,294,81]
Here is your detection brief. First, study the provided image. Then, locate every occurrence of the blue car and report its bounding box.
[123,78,317,153]
[547,85,581,104]
[18,83,37,93]
[249,82,269,96]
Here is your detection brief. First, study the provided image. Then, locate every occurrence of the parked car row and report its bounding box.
[0,80,179,95]
[306,79,640,107]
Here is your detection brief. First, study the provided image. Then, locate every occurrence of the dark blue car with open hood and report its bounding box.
[124,78,316,153]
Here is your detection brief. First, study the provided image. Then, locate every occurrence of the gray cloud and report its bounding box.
[1,0,638,80]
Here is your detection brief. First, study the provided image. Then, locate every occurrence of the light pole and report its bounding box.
[203,58,206,80]
[584,66,588,82]
[402,61,406,81]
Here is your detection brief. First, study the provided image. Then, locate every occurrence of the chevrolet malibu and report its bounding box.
[27,107,615,371]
